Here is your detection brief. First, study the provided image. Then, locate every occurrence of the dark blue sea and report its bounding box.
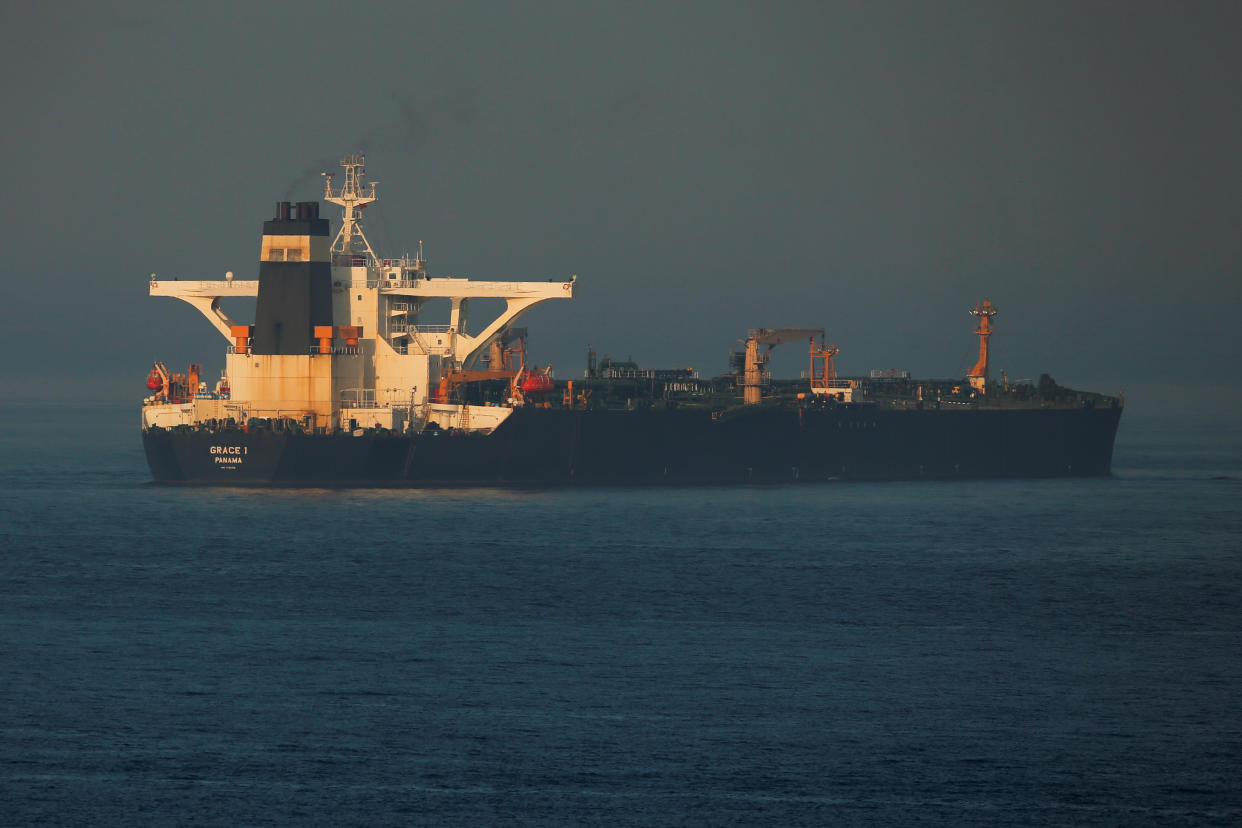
[2,403,1240,826]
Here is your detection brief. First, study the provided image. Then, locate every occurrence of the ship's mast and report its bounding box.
[967,299,997,392]
[322,153,379,264]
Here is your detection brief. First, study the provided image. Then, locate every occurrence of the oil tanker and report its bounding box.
[141,154,1122,485]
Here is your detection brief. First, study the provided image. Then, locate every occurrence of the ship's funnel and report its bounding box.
[252,201,333,355]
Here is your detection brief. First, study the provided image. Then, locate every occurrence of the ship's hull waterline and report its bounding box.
[143,404,1123,486]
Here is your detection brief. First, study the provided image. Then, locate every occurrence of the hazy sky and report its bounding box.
[3,1,1239,408]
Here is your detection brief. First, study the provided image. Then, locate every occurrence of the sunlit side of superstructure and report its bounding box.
[143,154,574,435]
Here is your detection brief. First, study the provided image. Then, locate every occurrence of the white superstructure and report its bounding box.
[144,154,574,434]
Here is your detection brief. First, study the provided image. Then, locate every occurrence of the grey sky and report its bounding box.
[3,1,1239,409]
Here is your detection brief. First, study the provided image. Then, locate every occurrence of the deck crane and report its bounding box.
[436,327,529,402]
[741,328,824,404]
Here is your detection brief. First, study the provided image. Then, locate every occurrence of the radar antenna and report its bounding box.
[322,153,379,265]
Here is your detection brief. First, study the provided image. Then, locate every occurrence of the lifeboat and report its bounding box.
[520,372,554,393]
[146,369,163,392]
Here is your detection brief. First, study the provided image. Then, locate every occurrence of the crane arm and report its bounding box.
[741,327,825,405]
[751,327,824,347]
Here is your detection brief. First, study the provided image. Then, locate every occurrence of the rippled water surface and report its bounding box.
[2,404,1240,825]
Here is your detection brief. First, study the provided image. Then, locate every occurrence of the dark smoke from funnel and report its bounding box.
[277,82,475,200]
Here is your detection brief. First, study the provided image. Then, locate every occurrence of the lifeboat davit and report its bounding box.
[520,373,554,393]
[146,369,163,392]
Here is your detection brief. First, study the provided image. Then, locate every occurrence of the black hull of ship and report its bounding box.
[142,405,1123,486]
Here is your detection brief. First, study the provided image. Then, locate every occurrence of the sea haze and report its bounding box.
[1,403,1240,825]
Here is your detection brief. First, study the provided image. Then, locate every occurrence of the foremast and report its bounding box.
[967,300,997,393]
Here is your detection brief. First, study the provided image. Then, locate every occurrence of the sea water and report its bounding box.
[2,403,1239,826]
